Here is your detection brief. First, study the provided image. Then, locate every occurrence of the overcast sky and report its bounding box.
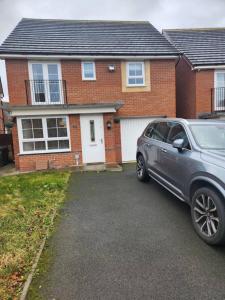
[1,0,225,100]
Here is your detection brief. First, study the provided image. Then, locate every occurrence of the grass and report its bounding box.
[0,170,70,300]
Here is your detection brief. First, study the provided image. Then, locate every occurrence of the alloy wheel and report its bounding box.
[137,157,144,178]
[193,193,219,237]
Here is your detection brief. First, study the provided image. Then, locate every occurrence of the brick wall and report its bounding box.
[195,69,214,116]
[176,57,196,118]
[6,58,176,117]
[176,57,214,118]
[61,59,176,117]
[6,59,29,106]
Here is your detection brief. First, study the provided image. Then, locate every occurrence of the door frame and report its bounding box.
[80,114,106,164]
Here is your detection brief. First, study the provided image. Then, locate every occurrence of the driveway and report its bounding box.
[39,165,225,300]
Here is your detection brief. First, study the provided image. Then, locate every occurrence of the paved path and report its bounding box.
[40,165,225,300]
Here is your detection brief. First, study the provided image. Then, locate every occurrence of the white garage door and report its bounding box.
[120,118,153,162]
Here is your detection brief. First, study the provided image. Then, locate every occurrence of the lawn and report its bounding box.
[0,170,70,300]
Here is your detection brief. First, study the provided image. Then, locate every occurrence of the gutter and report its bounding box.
[192,65,225,70]
[0,54,178,60]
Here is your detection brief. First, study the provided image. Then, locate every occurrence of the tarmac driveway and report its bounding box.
[40,165,225,300]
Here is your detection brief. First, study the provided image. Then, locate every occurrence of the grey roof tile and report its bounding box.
[164,28,225,66]
[0,18,178,56]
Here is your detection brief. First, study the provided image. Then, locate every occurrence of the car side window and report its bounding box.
[151,122,170,142]
[167,122,191,150]
[145,123,156,138]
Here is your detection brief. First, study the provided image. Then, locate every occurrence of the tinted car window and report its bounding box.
[145,123,156,138]
[151,122,170,142]
[167,122,191,149]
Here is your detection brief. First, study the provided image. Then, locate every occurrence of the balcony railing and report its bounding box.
[211,87,225,112]
[25,80,67,105]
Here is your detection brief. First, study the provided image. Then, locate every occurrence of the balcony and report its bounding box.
[211,87,225,112]
[25,80,67,105]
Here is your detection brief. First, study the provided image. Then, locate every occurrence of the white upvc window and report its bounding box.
[28,61,63,104]
[81,61,96,80]
[17,116,71,154]
[214,70,225,110]
[126,61,145,86]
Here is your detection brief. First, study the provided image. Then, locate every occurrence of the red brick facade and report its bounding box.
[176,57,214,118]
[6,58,176,171]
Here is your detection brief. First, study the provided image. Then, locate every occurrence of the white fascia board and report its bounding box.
[0,54,178,60]
[11,106,116,117]
[192,65,225,70]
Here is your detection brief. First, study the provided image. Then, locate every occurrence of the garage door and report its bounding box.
[120,118,153,162]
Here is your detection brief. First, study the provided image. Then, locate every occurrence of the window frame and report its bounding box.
[28,61,63,105]
[126,61,145,87]
[167,121,192,151]
[144,121,192,151]
[81,61,96,81]
[17,116,71,155]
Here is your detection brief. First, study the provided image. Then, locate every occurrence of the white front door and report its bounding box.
[80,114,105,163]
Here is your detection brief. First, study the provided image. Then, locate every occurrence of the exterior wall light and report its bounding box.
[106,120,112,129]
[108,65,116,72]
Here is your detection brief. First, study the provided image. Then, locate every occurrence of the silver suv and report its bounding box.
[136,119,225,245]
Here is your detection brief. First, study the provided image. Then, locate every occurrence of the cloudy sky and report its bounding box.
[1,0,225,100]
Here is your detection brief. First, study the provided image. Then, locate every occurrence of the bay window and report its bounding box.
[18,116,70,154]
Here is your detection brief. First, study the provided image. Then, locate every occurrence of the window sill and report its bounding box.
[126,84,146,88]
[19,149,71,156]
[82,78,96,81]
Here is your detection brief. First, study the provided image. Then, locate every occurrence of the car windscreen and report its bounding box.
[190,124,225,149]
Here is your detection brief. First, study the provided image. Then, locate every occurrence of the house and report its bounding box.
[163,28,225,119]
[0,18,178,172]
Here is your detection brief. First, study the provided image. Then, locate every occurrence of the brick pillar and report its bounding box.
[103,113,118,165]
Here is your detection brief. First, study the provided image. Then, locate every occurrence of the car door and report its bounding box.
[159,122,192,198]
[144,121,170,178]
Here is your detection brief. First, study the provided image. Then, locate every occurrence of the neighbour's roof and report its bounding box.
[163,28,225,67]
[0,18,178,56]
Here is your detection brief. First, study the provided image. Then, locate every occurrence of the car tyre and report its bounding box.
[136,154,149,182]
[191,187,225,245]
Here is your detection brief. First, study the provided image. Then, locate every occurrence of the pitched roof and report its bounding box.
[0,18,178,56]
[163,28,225,67]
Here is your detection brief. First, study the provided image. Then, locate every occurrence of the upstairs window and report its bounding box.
[82,62,96,80]
[29,62,63,104]
[127,62,145,86]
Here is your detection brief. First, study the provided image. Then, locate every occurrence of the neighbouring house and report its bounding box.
[163,28,225,119]
[0,77,5,132]
[0,18,178,172]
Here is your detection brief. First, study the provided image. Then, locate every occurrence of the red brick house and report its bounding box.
[0,18,178,172]
[164,28,225,119]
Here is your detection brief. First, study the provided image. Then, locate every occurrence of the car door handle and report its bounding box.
[161,148,167,153]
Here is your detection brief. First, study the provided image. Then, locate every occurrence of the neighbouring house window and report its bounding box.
[82,62,96,80]
[127,62,145,86]
[18,116,70,154]
[214,71,225,109]
[29,62,62,104]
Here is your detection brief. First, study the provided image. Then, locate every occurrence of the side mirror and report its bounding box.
[172,138,184,152]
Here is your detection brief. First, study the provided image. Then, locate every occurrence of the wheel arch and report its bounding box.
[189,177,225,202]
